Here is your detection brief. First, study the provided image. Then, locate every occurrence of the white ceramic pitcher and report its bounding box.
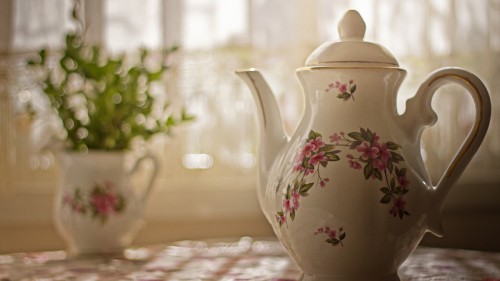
[53,151,158,255]
[236,10,491,281]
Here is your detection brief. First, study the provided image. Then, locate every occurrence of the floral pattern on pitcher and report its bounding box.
[63,180,127,224]
[334,128,410,219]
[315,226,346,247]
[275,130,341,227]
[276,128,410,245]
[325,79,357,101]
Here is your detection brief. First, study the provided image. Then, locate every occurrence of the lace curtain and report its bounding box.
[1,0,499,192]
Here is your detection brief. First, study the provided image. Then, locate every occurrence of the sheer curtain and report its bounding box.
[0,0,499,251]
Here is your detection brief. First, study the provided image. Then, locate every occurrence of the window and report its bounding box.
[1,0,499,252]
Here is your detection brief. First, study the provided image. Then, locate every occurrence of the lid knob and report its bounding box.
[338,10,366,41]
[304,9,398,67]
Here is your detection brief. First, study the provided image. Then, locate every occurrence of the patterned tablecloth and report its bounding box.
[1,237,499,281]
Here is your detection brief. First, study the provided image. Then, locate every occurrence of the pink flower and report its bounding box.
[276,213,286,225]
[315,226,337,239]
[349,79,354,84]
[283,199,293,213]
[291,189,300,210]
[398,176,410,189]
[320,178,329,188]
[91,193,118,215]
[301,142,316,158]
[309,151,327,166]
[357,142,379,160]
[339,84,347,93]
[373,159,387,172]
[309,137,325,151]
[348,160,362,169]
[389,196,406,217]
[346,154,354,159]
[329,133,342,142]
[375,142,391,162]
[327,229,337,239]
[304,168,315,176]
[293,162,304,172]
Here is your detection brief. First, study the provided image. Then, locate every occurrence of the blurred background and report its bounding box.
[1,0,499,253]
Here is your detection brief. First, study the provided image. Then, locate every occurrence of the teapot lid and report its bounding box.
[305,10,399,67]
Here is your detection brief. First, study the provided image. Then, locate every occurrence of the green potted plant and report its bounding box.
[26,1,193,255]
[27,9,191,151]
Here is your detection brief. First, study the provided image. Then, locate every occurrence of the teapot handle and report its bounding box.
[405,68,491,221]
[128,153,159,203]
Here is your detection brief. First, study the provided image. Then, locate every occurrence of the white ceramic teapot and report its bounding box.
[236,10,491,281]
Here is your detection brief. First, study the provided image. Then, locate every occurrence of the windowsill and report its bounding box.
[1,170,499,253]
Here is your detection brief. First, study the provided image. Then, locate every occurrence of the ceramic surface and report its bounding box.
[53,151,158,255]
[236,10,491,281]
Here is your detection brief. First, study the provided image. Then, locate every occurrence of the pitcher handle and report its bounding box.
[128,153,159,203]
[406,68,491,219]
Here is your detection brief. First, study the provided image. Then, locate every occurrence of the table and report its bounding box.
[1,237,499,280]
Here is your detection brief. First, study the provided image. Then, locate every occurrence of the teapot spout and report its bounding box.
[236,69,288,191]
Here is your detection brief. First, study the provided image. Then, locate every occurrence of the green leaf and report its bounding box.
[337,93,350,100]
[395,167,401,177]
[308,130,321,140]
[325,152,340,161]
[400,168,407,176]
[348,132,364,142]
[380,187,390,194]
[363,162,374,180]
[349,140,362,149]
[327,238,340,246]
[181,109,196,121]
[386,141,400,150]
[390,177,396,189]
[147,69,164,81]
[391,152,404,163]
[299,182,314,194]
[339,232,346,241]
[366,129,374,142]
[380,193,392,204]
[140,48,148,62]
[350,84,356,93]
[39,48,47,60]
[320,144,336,152]
[373,169,382,181]
[360,128,368,140]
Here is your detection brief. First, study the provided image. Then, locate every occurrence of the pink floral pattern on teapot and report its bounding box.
[276,127,410,246]
[326,79,357,101]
